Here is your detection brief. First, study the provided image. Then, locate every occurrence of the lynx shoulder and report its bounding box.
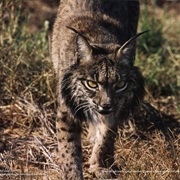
[52,0,141,179]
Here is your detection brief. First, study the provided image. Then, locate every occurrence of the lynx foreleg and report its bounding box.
[56,108,83,180]
[89,120,118,171]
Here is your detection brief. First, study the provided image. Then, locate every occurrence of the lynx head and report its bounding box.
[61,28,147,123]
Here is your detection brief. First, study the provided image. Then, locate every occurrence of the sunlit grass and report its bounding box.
[136,4,180,100]
[0,0,55,107]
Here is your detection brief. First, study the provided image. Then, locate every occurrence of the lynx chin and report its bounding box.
[52,0,145,179]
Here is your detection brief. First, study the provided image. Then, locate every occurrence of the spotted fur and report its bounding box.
[52,0,141,179]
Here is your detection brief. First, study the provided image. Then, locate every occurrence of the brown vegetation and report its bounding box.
[0,0,179,179]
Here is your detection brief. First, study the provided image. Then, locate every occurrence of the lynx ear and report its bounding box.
[76,34,93,63]
[66,26,92,64]
[116,30,149,65]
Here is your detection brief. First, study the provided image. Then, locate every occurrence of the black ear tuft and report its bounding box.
[116,30,150,65]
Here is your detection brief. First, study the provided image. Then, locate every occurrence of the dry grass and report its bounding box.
[0,0,179,179]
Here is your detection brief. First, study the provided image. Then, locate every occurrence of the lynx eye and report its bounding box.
[86,80,98,89]
[115,81,127,92]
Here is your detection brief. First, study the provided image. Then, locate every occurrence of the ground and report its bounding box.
[0,0,179,179]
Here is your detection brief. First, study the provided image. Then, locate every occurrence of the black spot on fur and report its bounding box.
[67,137,75,142]
[61,127,67,131]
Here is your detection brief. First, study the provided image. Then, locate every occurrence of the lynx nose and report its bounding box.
[98,103,113,115]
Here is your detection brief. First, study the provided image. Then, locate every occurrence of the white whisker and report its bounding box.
[74,102,89,116]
